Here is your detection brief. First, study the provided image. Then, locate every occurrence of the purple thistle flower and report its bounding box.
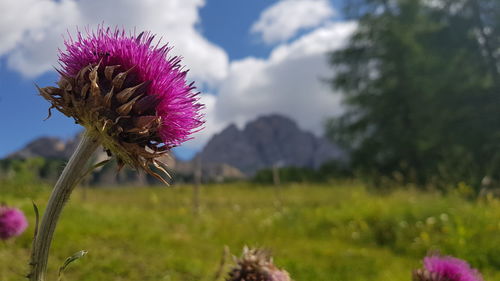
[59,27,203,147]
[0,206,28,240]
[39,26,204,182]
[413,254,484,281]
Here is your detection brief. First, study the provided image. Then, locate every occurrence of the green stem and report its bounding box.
[29,131,99,281]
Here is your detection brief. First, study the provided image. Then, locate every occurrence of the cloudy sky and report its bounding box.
[0,0,355,159]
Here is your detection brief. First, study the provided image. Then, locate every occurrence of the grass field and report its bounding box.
[1,181,500,281]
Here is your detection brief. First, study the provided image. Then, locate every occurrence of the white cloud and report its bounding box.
[0,0,356,152]
[251,0,335,44]
[0,0,228,85]
[213,22,357,136]
[0,0,67,55]
[4,0,82,77]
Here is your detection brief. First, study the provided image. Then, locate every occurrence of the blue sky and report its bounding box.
[0,0,352,160]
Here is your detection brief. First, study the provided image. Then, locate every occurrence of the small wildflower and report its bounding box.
[0,206,28,240]
[440,213,449,222]
[226,247,291,281]
[38,26,203,183]
[413,254,484,281]
[426,217,436,225]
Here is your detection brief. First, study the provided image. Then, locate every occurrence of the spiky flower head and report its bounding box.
[226,247,291,281]
[0,206,28,240]
[39,26,203,183]
[413,254,484,281]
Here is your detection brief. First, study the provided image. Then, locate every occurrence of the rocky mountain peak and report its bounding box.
[200,114,346,175]
[7,136,78,160]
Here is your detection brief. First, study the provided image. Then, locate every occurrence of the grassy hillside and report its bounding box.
[1,182,500,281]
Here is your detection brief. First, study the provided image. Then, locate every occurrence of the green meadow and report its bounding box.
[2,182,500,281]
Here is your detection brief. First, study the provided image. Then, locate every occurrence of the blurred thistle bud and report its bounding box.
[0,206,28,240]
[38,26,203,183]
[226,247,291,281]
[413,254,484,281]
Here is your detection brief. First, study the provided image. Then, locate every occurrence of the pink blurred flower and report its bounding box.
[0,206,28,240]
[414,254,484,281]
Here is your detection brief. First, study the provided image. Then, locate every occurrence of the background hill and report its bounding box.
[199,114,346,175]
[2,114,345,185]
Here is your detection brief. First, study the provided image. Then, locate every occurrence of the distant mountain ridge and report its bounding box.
[4,114,346,183]
[199,114,346,175]
[8,136,78,160]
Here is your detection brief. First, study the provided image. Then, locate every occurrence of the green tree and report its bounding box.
[328,0,500,188]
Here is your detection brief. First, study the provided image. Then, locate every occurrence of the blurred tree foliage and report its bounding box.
[253,166,318,184]
[0,158,65,184]
[0,158,58,197]
[253,161,352,184]
[328,0,500,188]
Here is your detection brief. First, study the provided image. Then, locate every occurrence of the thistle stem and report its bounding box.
[29,131,99,281]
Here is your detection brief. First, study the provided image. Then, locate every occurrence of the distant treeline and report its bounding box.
[0,158,65,184]
[327,0,500,189]
[252,161,351,184]
[0,158,169,186]
[0,157,351,186]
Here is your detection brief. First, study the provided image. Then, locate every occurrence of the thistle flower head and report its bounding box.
[39,26,203,182]
[413,254,484,281]
[0,206,28,240]
[226,247,291,281]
